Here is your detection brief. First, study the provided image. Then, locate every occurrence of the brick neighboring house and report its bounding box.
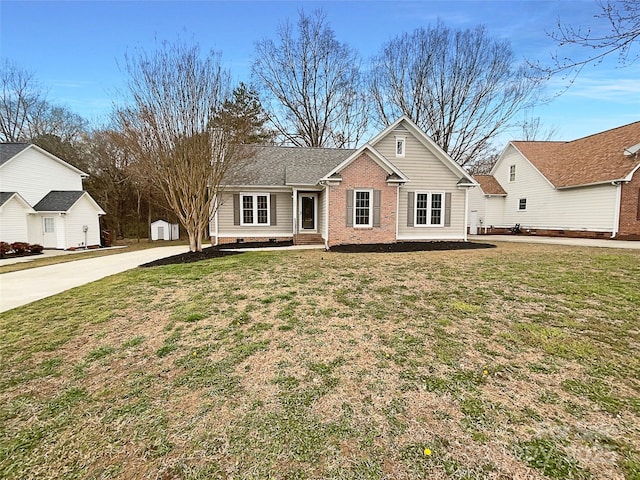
[212,116,477,248]
[468,121,640,239]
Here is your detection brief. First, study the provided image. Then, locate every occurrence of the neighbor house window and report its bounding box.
[509,165,516,182]
[43,217,55,233]
[519,198,527,210]
[354,190,372,227]
[240,193,270,226]
[395,136,406,157]
[415,192,445,226]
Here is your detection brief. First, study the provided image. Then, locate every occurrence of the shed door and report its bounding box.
[42,217,57,248]
[158,226,165,240]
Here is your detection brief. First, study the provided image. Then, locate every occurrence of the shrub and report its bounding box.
[29,244,44,254]
[10,242,30,255]
[0,242,11,257]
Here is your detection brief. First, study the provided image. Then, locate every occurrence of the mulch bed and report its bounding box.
[330,241,496,253]
[141,240,496,267]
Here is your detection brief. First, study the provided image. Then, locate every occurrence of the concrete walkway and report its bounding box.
[470,234,640,250]
[0,245,188,313]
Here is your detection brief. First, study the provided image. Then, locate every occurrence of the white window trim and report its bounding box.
[509,165,516,182]
[395,136,406,158]
[518,198,527,211]
[414,191,445,227]
[240,192,271,226]
[354,189,373,228]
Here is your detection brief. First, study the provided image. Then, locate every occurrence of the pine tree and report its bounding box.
[214,82,274,144]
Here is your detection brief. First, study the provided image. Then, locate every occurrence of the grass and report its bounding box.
[1,242,639,479]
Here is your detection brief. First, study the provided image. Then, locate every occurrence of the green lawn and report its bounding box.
[1,243,639,479]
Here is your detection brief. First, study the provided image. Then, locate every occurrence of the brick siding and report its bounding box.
[328,153,398,246]
[618,170,640,238]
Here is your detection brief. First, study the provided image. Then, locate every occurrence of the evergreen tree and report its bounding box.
[214,82,274,144]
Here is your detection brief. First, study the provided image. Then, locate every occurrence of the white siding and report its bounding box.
[65,196,102,248]
[373,128,468,240]
[216,190,293,238]
[0,148,83,205]
[493,146,618,231]
[0,197,29,243]
[467,187,506,232]
[27,215,42,245]
[317,190,327,240]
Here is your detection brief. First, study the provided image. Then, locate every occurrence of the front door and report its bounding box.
[42,216,57,248]
[299,194,317,232]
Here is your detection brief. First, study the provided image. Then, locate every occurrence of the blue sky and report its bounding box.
[1,0,639,145]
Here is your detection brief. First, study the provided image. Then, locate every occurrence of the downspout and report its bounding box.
[396,185,400,241]
[611,181,622,238]
[324,183,330,250]
[463,188,469,242]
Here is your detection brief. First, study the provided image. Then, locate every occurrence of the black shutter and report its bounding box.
[233,194,240,226]
[270,194,277,225]
[407,192,414,227]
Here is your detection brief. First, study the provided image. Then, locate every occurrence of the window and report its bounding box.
[43,217,55,233]
[415,192,444,226]
[354,190,372,227]
[518,198,527,210]
[240,193,270,226]
[509,165,516,182]
[395,136,405,157]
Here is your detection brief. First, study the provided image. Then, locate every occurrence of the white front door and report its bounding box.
[42,217,58,248]
[298,194,318,232]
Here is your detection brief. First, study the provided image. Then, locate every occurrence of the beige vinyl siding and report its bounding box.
[0,149,83,205]
[0,196,29,243]
[495,146,618,231]
[217,190,293,238]
[373,128,467,239]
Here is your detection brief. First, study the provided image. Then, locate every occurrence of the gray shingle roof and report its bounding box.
[0,143,30,166]
[0,192,18,207]
[224,146,355,186]
[33,191,85,212]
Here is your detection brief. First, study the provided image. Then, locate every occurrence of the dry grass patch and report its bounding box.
[1,243,639,479]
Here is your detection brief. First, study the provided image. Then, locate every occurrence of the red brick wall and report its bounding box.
[328,153,398,246]
[618,170,640,238]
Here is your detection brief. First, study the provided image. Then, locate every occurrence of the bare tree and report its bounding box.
[1,59,88,145]
[114,40,246,252]
[370,22,543,166]
[548,0,639,76]
[252,9,368,148]
[518,115,558,141]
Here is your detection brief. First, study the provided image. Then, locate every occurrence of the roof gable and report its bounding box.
[0,143,89,177]
[369,116,477,185]
[0,192,36,211]
[321,144,409,183]
[33,191,105,214]
[507,121,640,188]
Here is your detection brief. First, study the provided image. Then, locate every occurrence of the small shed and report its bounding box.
[151,220,179,241]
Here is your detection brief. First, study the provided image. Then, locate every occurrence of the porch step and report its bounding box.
[293,234,324,245]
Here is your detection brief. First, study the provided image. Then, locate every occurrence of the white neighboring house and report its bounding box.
[468,121,640,239]
[0,143,106,249]
[150,220,179,241]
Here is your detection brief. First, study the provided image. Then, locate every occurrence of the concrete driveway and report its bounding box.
[0,245,188,313]
[470,235,640,249]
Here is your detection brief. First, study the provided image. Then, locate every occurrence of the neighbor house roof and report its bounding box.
[0,191,35,211]
[223,146,355,186]
[473,175,507,195]
[0,143,30,166]
[33,191,86,212]
[0,192,16,207]
[510,121,640,188]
